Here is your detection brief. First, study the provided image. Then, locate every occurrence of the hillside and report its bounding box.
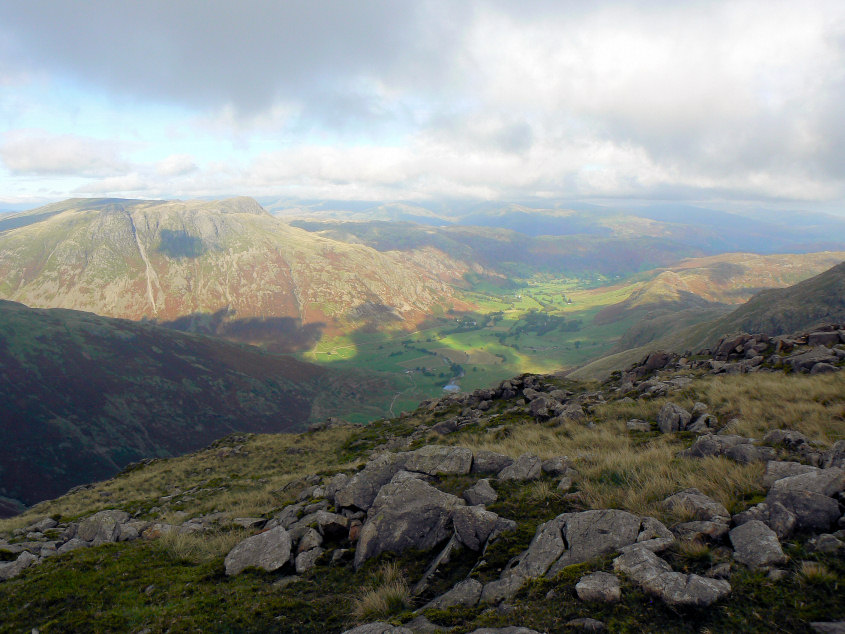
[0,198,470,337]
[0,300,404,515]
[0,324,842,632]
[572,260,845,380]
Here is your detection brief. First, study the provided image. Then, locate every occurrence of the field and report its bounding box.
[299,274,644,417]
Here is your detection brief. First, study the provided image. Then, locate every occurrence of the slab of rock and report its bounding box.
[550,509,644,574]
[671,520,730,542]
[57,538,89,555]
[354,478,464,568]
[729,520,787,568]
[471,450,514,474]
[575,571,621,603]
[0,551,38,581]
[766,489,841,533]
[724,443,776,464]
[663,488,730,522]
[453,506,503,551]
[294,547,324,574]
[404,445,473,476]
[224,526,292,576]
[423,578,483,609]
[334,453,407,510]
[497,453,542,481]
[770,467,845,497]
[681,434,749,458]
[77,510,129,543]
[341,624,413,634]
[541,456,570,476]
[763,461,819,487]
[657,403,691,433]
[810,623,845,634]
[614,545,730,607]
[463,479,498,506]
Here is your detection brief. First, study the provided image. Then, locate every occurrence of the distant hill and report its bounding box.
[0,197,469,339]
[0,300,398,513]
[571,259,845,379]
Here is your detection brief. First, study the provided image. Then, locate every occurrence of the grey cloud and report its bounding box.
[0,0,467,123]
[1,131,130,177]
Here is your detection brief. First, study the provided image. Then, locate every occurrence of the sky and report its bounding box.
[1,0,845,211]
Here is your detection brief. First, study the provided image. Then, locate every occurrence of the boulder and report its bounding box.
[334,453,407,510]
[762,461,819,487]
[224,526,292,576]
[657,403,691,433]
[724,444,776,464]
[453,506,503,551]
[810,623,845,634]
[294,547,324,574]
[549,510,643,573]
[403,445,473,476]
[423,578,483,609]
[341,624,413,634]
[541,456,570,476]
[312,510,350,539]
[0,551,38,581]
[729,520,787,568]
[497,453,542,481]
[822,441,845,469]
[787,347,838,372]
[296,528,323,554]
[468,628,540,634]
[563,618,605,632]
[766,489,841,533]
[463,479,498,506]
[471,450,514,474]
[681,434,749,458]
[354,478,465,568]
[808,331,841,347]
[663,488,730,522]
[770,467,845,497]
[614,545,730,607]
[671,521,730,542]
[575,571,621,603]
[77,510,129,543]
[57,538,89,555]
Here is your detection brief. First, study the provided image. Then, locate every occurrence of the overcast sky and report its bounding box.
[1,0,844,211]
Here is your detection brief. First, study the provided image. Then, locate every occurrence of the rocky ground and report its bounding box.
[1,326,844,632]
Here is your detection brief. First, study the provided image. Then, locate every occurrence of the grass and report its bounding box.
[351,562,412,622]
[153,528,246,565]
[797,561,837,586]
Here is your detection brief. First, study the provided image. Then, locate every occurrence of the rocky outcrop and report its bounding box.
[575,571,621,603]
[729,520,787,568]
[224,526,292,576]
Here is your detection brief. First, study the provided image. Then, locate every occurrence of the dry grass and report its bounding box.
[697,372,845,445]
[797,561,837,585]
[350,562,411,622]
[154,528,246,564]
[523,480,566,505]
[0,426,360,533]
[674,538,712,563]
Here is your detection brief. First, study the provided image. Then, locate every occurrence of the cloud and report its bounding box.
[0,130,130,177]
[155,154,198,177]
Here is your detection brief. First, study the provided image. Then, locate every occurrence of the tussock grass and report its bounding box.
[351,562,411,622]
[797,561,837,586]
[154,528,246,564]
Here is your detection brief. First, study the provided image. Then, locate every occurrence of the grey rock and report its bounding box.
[497,453,542,481]
[766,489,840,533]
[296,528,323,553]
[682,434,749,458]
[294,546,324,573]
[468,628,539,634]
[404,445,473,476]
[564,618,605,631]
[557,476,573,492]
[575,571,621,603]
[550,509,644,573]
[706,562,732,579]
[614,545,730,607]
[341,624,413,634]
[811,363,838,374]
[763,461,819,487]
[787,347,837,372]
[403,615,441,633]
[671,521,730,542]
[471,450,514,474]
[733,501,797,540]
[729,520,787,568]
[770,467,845,497]
[810,623,845,634]
[822,440,845,469]
[763,429,811,450]
[808,331,841,347]
[0,551,38,581]
[687,413,719,434]
[463,479,498,506]
[25,518,57,533]
[354,477,464,568]
[232,517,266,529]
[807,533,844,554]
[324,473,350,501]
[312,510,350,539]
[423,578,483,609]
[77,510,129,543]
[541,456,570,476]
[224,526,292,576]
[663,488,730,522]
[453,506,502,551]
[725,444,776,464]
[56,538,89,555]
[626,419,651,432]
[334,452,408,510]
[657,403,691,433]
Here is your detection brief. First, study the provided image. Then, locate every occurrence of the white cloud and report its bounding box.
[1,130,130,177]
[155,154,198,178]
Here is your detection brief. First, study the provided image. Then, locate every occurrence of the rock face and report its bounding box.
[729,520,787,568]
[471,450,513,474]
[224,526,292,576]
[575,571,621,603]
[657,403,692,433]
[614,545,731,607]
[463,479,498,506]
[354,477,465,568]
[453,506,504,551]
[77,510,130,544]
[424,578,483,610]
[497,453,542,481]
[402,445,473,476]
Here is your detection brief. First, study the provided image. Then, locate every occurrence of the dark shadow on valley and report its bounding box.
[158,307,325,353]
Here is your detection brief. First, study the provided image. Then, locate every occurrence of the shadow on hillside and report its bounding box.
[158,308,325,353]
[156,229,207,259]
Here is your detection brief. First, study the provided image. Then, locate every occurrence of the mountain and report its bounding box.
[0,300,402,514]
[0,197,470,338]
[1,324,842,631]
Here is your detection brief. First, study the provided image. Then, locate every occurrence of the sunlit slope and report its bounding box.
[0,197,468,333]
